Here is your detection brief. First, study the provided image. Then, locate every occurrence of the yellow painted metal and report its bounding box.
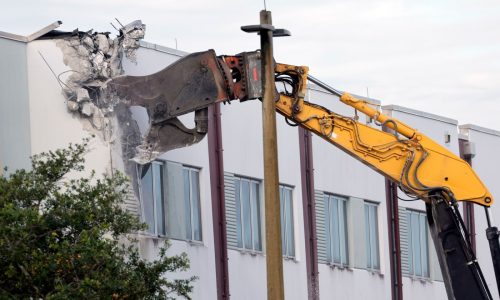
[274,64,493,207]
[274,63,308,114]
[340,93,417,139]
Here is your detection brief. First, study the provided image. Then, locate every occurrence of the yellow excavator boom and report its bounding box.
[273,62,492,206]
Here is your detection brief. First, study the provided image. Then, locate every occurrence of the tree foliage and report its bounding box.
[0,139,196,299]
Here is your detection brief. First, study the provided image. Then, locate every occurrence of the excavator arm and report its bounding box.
[272,63,492,207]
[106,49,492,207]
[106,49,496,300]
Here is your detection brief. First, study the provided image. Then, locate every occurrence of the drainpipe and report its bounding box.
[386,179,403,300]
[458,137,476,253]
[207,103,230,300]
[381,114,403,300]
[299,127,319,299]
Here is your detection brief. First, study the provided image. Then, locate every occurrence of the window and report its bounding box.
[280,185,295,258]
[140,162,165,236]
[324,194,348,266]
[365,202,379,270]
[234,176,262,251]
[406,210,429,277]
[139,161,202,242]
[183,167,202,241]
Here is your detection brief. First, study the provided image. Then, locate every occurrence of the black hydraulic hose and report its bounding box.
[307,75,343,97]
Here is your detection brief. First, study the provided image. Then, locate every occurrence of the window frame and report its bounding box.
[233,175,263,253]
[138,160,203,243]
[279,184,295,259]
[324,193,349,267]
[139,161,166,237]
[182,165,203,242]
[406,209,430,278]
[364,201,380,271]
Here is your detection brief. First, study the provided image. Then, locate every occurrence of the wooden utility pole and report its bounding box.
[260,10,285,300]
[242,10,290,300]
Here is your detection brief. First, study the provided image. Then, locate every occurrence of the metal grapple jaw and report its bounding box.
[130,109,209,164]
[105,49,261,164]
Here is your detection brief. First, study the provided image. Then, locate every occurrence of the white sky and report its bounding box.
[2,0,500,130]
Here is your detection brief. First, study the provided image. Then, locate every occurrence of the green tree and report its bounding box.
[0,139,196,299]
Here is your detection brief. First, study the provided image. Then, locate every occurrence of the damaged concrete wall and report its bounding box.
[55,21,210,168]
[56,20,145,133]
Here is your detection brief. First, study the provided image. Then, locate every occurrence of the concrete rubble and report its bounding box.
[54,20,149,205]
[57,20,146,124]
[120,20,146,63]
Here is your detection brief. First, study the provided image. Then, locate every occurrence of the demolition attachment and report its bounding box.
[105,50,261,163]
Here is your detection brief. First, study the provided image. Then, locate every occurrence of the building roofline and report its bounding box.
[139,40,188,57]
[26,21,62,41]
[0,31,28,42]
[382,104,458,125]
[0,21,62,43]
[459,124,500,137]
[307,84,382,105]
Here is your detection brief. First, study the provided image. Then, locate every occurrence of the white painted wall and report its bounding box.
[0,38,31,172]
[460,124,500,300]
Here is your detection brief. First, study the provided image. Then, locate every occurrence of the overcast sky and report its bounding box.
[2,0,500,130]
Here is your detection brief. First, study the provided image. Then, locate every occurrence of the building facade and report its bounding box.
[1,25,500,299]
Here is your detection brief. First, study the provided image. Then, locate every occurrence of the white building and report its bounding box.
[1,23,500,300]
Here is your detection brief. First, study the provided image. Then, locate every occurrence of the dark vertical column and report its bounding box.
[382,119,403,300]
[459,138,476,253]
[386,179,403,300]
[207,103,230,300]
[298,127,319,300]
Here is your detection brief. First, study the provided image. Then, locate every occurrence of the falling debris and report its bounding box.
[119,20,146,63]
[76,88,91,103]
[66,100,79,112]
[80,102,95,117]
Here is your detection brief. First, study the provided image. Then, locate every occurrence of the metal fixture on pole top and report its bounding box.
[242,10,290,300]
